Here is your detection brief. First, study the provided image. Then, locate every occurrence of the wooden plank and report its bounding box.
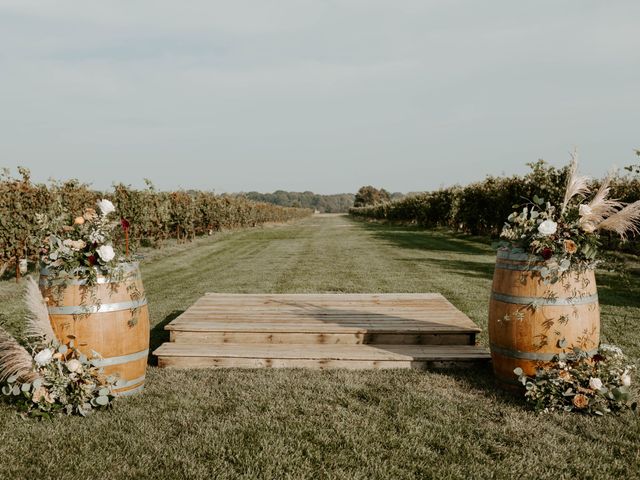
[157,357,482,370]
[154,343,490,369]
[166,321,478,333]
[170,330,474,346]
[154,343,489,361]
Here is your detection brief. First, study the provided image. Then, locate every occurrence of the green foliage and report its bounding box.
[350,160,640,253]
[353,186,391,208]
[0,170,312,278]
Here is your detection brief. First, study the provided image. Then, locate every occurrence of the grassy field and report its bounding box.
[0,214,638,480]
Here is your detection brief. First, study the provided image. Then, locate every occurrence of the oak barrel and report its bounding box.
[488,250,600,385]
[39,262,150,396]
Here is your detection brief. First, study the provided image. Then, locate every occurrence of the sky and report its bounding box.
[1,1,639,194]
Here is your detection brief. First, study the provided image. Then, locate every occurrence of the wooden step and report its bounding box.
[165,293,480,346]
[153,343,491,370]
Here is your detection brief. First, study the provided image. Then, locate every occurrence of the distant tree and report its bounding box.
[353,186,391,207]
[240,191,355,213]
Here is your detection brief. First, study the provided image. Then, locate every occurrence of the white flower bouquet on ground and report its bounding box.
[0,278,117,418]
[515,345,636,415]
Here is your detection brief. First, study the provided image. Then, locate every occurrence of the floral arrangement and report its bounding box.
[515,344,636,415]
[0,278,117,418]
[38,198,130,285]
[500,153,640,282]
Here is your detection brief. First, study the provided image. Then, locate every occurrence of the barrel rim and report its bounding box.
[496,249,542,262]
[40,261,140,282]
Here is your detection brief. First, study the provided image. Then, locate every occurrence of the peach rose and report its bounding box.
[572,394,589,409]
[564,239,578,254]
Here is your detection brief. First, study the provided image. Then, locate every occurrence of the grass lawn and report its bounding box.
[0,214,638,479]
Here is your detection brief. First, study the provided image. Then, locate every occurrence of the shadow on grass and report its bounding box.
[399,256,496,281]
[148,309,184,366]
[357,221,494,256]
[434,363,526,408]
[596,274,640,310]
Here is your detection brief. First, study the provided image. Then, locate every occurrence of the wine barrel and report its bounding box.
[488,250,600,386]
[39,262,150,396]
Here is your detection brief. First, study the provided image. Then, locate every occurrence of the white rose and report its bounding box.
[65,359,83,373]
[579,204,593,217]
[96,199,116,216]
[96,244,115,262]
[589,377,603,390]
[34,348,53,366]
[537,219,558,236]
[621,373,631,387]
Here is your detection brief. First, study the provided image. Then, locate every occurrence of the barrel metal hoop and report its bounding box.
[491,343,598,361]
[92,349,149,368]
[116,374,146,389]
[495,262,544,272]
[491,292,598,306]
[47,298,147,315]
[115,383,145,397]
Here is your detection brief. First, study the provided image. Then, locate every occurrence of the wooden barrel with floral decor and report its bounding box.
[488,249,600,386]
[39,262,149,396]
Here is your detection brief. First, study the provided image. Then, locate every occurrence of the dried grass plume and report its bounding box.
[0,327,39,383]
[24,276,56,343]
[597,200,640,240]
[561,150,591,214]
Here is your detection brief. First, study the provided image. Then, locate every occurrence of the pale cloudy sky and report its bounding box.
[1,1,638,193]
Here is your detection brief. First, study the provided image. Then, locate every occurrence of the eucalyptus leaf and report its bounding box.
[32,378,43,389]
[513,367,523,376]
[98,387,110,397]
[6,374,17,384]
[95,395,109,406]
[1,385,11,395]
[20,383,31,392]
[58,344,68,354]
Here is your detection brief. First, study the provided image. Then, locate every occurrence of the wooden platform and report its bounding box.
[153,293,490,369]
